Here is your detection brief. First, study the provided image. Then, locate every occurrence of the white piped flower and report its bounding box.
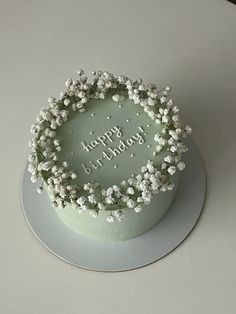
[127,187,135,195]
[134,205,142,213]
[127,199,135,208]
[114,210,124,222]
[64,99,70,106]
[148,98,155,106]
[170,145,178,152]
[31,175,37,183]
[65,78,72,88]
[156,145,162,152]
[185,125,192,134]
[162,115,169,123]
[112,94,124,102]
[146,162,155,174]
[177,162,185,171]
[71,172,77,179]
[88,194,97,204]
[160,96,166,104]
[164,156,173,163]
[98,202,106,210]
[76,196,86,206]
[172,106,179,113]
[169,130,179,140]
[106,187,114,196]
[28,163,36,175]
[106,214,115,223]
[105,196,114,204]
[167,166,177,175]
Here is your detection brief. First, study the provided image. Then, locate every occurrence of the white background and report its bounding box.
[0,1,236,313]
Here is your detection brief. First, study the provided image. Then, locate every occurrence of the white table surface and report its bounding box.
[0,1,236,313]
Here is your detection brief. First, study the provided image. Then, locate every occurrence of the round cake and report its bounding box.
[28,70,192,241]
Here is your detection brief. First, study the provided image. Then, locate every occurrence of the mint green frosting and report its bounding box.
[53,174,179,241]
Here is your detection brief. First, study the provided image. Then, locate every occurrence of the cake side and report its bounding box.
[48,172,179,241]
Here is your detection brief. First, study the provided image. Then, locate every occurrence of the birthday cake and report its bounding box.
[28,70,192,241]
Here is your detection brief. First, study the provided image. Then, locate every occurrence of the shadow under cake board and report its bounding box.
[21,140,206,272]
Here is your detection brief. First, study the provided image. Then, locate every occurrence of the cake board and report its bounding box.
[21,140,206,272]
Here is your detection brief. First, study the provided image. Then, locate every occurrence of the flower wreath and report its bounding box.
[28,70,192,222]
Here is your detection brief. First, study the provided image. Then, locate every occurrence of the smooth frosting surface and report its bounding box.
[52,173,179,241]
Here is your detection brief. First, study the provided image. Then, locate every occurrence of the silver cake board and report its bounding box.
[21,141,206,272]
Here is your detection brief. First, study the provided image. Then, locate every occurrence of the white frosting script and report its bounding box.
[80,126,145,174]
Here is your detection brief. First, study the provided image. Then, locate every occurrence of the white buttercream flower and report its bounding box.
[172,105,179,113]
[167,166,177,175]
[84,183,92,191]
[114,210,124,222]
[133,94,140,104]
[169,130,179,140]
[112,94,124,102]
[106,214,115,223]
[177,162,185,171]
[146,161,155,174]
[151,181,160,190]
[170,145,178,152]
[161,162,167,170]
[127,199,135,208]
[160,184,168,192]
[127,187,135,195]
[28,163,36,174]
[148,98,155,106]
[139,180,149,191]
[148,110,156,120]
[156,145,162,152]
[71,172,77,179]
[88,194,97,204]
[160,96,166,104]
[98,202,106,210]
[168,183,174,190]
[185,125,192,134]
[112,185,120,192]
[64,99,70,106]
[154,134,160,142]
[76,196,86,206]
[106,187,114,196]
[118,192,127,201]
[31,175,37,183]
[120,180,127,187]
[162,115,170,123]
[105,196,114,204]
[137,197,144,203]
[134,205,142,213]
[164,156,173,163]
[42,161,54,171]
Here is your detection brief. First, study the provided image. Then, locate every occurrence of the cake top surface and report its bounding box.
[55,94,164,188]
[28,70,192,219]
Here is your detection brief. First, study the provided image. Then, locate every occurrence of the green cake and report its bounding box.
[28,70,191,241]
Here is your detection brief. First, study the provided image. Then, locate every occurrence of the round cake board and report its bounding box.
[21,141,206,272]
